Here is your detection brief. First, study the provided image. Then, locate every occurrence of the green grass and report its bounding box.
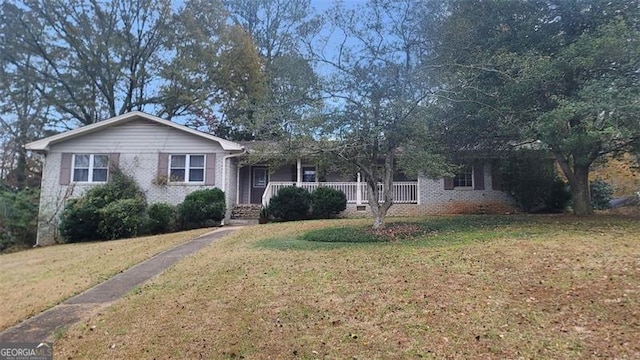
[258,215,558,250]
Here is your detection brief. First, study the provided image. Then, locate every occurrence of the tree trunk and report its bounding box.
[570,165,593,215]
[372,208,385,230]
[554,152,594,216]
[367,181,393,230]
[367,155,395,230]
[368,182,386,230]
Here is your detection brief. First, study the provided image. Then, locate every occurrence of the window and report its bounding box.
[170,154,205,183]
[72,154,109,182]
[453,165,473,188]
[253,167,267,188]
[302,166,316,182]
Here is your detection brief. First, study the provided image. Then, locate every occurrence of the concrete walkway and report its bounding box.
[0,227,239,343]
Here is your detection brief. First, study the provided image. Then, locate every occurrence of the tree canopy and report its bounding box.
[303,0,453,229]
[2,0,640,229]
[432,0,640,214]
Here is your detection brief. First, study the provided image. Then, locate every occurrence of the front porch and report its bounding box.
[234,160,418,213]
[262,181,419,206]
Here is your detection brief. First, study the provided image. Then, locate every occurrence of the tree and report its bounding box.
[0,2,51,188]
[1,0,267,183]
[2,0,266,130]
[222,0,323,140]
[432,0,640,215]
[1,0,175,126]
[304,0,452,229]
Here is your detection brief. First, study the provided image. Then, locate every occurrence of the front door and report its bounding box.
[251,167,268,204]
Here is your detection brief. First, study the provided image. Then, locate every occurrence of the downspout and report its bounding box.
[221,148,247,225]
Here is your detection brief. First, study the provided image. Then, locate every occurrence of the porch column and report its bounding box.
[356,172,362,205]
[296,158,302,187]
[235,164,240,205]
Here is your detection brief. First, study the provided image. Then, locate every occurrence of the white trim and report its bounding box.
[71,154,109,183]
[453,164,473,189]
[25,111,245,152]
[168,154,205,184]
[221,150,246,194]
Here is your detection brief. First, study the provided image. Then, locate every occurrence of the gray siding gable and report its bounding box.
[50,119,226,154]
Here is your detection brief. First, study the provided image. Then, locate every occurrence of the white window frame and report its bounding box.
[453,165,473,188]
[72,154,109,183]
[169,154,205,183]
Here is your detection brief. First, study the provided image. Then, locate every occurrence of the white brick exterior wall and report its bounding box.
[35,119,239,245]
[342,163,515,217]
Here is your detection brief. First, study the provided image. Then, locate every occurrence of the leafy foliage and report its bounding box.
[268,186,311,221]
[311,187,347,219]
[303,0,453,229]
[545,178,572,213]
[147,203,177,235]
[84,171,146,209]
[0,186,39,251]
[433,0,640,215]
[58,198,103,243]
[98,198,147,240]
[590,179,614,210]
[498,151,570,213]
[59,170,147,242]
[222,0,322,140]
[177,188,226,230]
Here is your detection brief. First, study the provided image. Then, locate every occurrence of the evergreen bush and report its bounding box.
[147,202,177,234]
[499,151,569,213]
[311,187,347,219]
[58,169,147,242]
[177,188,226,229]
[0,186,40,251]
[590,179,613,210]
[543,178,572,212]
[268,186,311,221]
[98,197,147,239]
[59,197,103,242]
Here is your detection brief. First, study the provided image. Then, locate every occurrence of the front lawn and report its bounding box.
[54,215,640,359]
[0,228,211,331]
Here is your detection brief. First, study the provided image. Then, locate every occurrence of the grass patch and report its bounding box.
[260,215,556,250]
[0,228,211,331]
[302,223,424,243]
[52,215,640,359]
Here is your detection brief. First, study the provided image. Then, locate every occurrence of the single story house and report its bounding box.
[26,111,514,246]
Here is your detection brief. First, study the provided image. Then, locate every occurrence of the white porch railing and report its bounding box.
[262,181,418,206]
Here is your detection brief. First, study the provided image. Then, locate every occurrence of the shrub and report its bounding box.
[59,168,147,242]
[311,187,347,219]
[590,179,613,210]
[268,186,312,221]
[499,151,565,213]
[98,197,147,240]
[177,188,226,230]
[544,178,571,212]
[59,198,103,243]
[147,202,176,234]
[0,186,40,251]
[84,171,145,208]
